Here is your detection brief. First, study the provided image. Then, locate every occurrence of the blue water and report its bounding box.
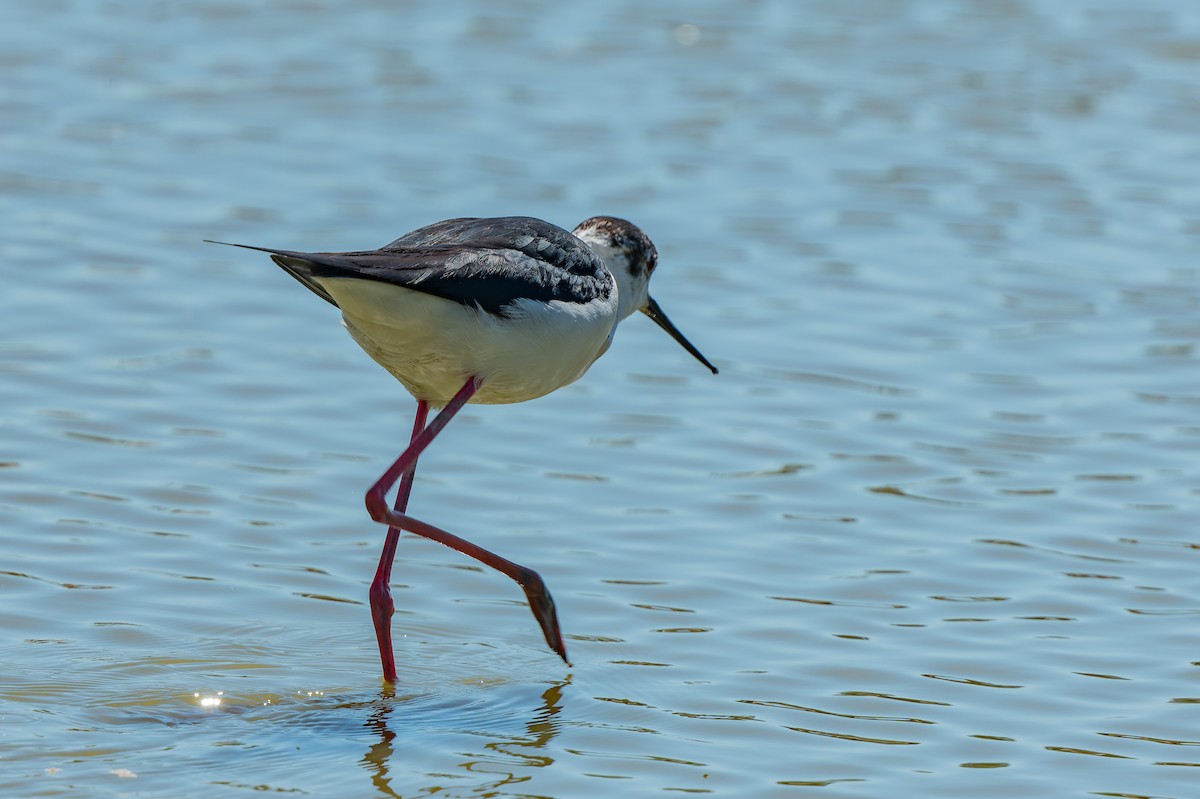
[3,1,1200,796]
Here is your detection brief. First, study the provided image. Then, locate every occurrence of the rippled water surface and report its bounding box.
[4,1,1200,796]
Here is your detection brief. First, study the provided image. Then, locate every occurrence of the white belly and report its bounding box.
[318,277,619,406]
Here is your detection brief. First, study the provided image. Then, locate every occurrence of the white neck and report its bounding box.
[578,239,649,322]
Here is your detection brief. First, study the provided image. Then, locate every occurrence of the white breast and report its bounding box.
[317,276,619,406]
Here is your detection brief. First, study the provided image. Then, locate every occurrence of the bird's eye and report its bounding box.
[645,254,658,274]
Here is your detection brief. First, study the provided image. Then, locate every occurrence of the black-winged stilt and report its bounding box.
[208,215,716,681]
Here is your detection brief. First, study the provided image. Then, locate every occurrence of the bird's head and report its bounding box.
[572,216,717,374]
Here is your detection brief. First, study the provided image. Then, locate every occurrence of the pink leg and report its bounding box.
[368,399,429,684]
[365,377,570,682]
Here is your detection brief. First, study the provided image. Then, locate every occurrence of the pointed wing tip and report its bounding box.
[203,239,265,252]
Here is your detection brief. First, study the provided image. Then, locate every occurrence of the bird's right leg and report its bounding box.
[368,399,429,685]
[364,377,570,680]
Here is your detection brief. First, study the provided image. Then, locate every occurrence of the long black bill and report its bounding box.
[641,296,719,375]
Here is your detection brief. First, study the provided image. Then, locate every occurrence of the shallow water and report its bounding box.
[3,0,1200,796]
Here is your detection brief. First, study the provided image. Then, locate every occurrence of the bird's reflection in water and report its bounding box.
[361,683,404,799]
[361,677,570,796]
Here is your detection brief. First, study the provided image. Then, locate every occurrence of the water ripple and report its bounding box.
[5,1,1200,796]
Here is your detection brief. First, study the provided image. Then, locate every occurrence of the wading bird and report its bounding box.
[208,216,716,682]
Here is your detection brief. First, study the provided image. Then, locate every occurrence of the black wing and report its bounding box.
[206,217,612,316]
